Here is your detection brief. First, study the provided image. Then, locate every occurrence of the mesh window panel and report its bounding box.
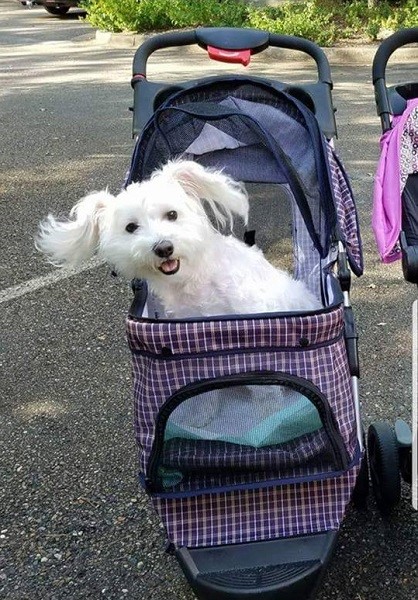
[154,384,339,492]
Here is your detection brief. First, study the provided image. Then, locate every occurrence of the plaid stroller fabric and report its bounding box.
[151,471,359,547]
[126,306,361,547]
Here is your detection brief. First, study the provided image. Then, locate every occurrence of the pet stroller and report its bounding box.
[125,28,367,600]
[371,27,416,495]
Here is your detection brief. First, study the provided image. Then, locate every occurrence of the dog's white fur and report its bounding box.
[36,160,321,317]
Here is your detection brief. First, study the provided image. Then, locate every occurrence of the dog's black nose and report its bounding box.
[153,240,174,258]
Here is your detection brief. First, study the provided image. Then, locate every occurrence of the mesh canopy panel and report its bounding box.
[132,83,335,238]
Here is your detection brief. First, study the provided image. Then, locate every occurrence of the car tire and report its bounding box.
[44,6,70,15]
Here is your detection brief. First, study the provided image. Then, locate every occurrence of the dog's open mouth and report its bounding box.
[158,259,180,275]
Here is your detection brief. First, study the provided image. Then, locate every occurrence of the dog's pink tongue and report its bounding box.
[160,259,178,273]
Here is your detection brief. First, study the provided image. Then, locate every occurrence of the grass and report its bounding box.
[80,0,418,46]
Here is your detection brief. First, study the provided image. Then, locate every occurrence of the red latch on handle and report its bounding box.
[207,46,251,66]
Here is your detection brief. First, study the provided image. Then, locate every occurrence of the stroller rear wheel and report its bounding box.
[368,422,401,514]
[395,419,413,484]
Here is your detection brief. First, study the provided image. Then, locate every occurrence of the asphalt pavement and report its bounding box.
[1,1,417,599]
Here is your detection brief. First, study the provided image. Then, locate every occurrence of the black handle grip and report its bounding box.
[132,28,332,86]
[133,30,197,77]
[372,27,418,84]
[268,32,332,85]
[372,28,418,131]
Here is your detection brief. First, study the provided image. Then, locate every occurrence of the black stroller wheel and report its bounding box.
[395,419,413,484]
[367,422,401,515]
[400,449,412,484]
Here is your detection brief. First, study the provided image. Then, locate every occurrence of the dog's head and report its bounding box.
[36,160,249,282]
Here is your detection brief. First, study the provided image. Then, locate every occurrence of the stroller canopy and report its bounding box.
[127,78,363,277]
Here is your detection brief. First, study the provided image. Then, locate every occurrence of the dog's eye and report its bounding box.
[166,211,178,222]
[125,222,139,233]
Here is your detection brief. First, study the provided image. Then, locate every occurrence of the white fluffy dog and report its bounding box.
[36,160,321,317]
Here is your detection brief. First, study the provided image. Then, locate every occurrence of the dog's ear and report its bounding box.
[35,191,113,267]
[161,160,249,227]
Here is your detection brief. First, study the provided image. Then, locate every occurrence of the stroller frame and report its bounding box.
[128,28,365,600]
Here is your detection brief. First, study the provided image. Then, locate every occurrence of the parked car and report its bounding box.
[39,1,81,15]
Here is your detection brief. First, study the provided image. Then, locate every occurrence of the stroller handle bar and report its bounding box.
[372,27,418,132]
[132,28,333,86]
[372,27,418,84]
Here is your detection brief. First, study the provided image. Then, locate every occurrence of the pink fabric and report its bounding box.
[372,98,418,263]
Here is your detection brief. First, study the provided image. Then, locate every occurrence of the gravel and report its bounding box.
[1,2,417,599]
